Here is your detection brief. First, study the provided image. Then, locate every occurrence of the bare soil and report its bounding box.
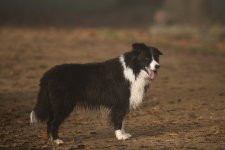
[0,27,225,150]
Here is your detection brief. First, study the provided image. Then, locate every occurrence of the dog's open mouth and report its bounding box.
[144,67,156,80]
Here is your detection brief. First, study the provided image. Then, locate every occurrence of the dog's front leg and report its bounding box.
[110,106,131,140]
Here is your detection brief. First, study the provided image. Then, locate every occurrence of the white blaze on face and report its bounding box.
[150,59,159,71]
[150,50,159,71]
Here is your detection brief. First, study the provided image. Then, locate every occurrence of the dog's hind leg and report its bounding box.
[49,116,65,144]
[49,109,74,144]
[47,112,53,139]
[48,96,76,145]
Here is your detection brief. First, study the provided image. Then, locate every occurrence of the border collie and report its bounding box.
[30,43,162,144]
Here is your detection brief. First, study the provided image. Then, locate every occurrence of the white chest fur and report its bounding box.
[129,71,149,109]
[119,55,149,109]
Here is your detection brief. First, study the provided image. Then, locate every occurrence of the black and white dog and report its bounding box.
[30,43,162,144]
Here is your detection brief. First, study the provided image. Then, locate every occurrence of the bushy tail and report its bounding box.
[30,110,38,124]
[30,86,52,124]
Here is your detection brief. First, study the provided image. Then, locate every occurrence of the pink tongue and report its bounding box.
[147,69,155,80]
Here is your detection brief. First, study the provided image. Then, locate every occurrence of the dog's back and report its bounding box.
[31,58,129,122]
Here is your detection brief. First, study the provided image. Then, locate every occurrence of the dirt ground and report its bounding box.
[0,27,225,150]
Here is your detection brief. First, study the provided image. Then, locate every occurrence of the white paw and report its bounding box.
[122,132,132,138]
[115,130,132,140]
[54,139,64,145]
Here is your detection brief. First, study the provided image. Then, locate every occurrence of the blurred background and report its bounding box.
[0,0,225,27]
[0,0,224,51]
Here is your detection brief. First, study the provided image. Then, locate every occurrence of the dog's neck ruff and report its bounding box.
[119,55,149,110]
[119,55,135,83]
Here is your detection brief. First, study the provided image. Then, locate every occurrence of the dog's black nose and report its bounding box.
[155,64,160,69]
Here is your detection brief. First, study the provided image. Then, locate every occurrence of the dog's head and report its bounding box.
[131,43,163,80]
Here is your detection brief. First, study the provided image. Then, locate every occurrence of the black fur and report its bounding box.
[31,43,162,141]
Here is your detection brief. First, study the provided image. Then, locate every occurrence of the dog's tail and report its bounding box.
[30,110,38,124]
[30,82,52,124]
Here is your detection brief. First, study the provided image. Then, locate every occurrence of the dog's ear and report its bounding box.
[132,43,146,55]
[156,48,163,55]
